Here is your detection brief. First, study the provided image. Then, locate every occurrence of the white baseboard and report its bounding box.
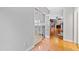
[25,38,42,51]
[63,39,73,43]
[25,45,35,51]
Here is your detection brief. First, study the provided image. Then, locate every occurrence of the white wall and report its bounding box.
[73,8,78,44]
[73,7,79,44]
[73,8,79,44]
[0,7,34,51]
[77,8,79,44]
[63,7,74,42]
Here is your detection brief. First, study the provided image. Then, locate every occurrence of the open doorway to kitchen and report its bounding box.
[48,7,64,50]
[50,17,63,50]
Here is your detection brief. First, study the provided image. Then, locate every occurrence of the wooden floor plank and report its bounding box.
[32,35,79,51]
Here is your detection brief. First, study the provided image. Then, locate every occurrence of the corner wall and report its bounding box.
[0,7,34,51]
[63,7,74,42]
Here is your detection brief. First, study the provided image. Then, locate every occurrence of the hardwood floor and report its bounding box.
[32,35,79,51]
[32,38,50,51]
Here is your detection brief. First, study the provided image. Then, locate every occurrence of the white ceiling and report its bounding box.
[47,7,63,19]
[47,7,63,10]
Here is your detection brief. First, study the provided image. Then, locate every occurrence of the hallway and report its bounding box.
[0,7,78,51]
[32,7,79,51]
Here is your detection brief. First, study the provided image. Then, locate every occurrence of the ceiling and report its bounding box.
[47,7,63,19]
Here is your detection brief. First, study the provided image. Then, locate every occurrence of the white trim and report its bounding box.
[25,45,35,51]
[64,39,79,44]
[25,36,50,51]
[26,38,74,51]
[25,38,42,51]
[63,39,73,43]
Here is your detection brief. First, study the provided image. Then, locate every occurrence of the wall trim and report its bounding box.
[25,45,35,51]
[25,38,43,51]
[63,39,74,43]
